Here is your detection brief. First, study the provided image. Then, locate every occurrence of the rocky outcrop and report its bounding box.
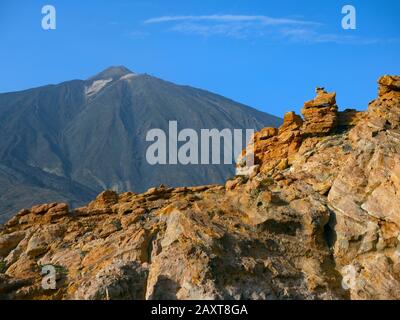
[327,75,400,299]
[236,111,303,176]
[378,75,400,96]
[337,109,364,128]
[301,88,338,135]
[0,75,399,300]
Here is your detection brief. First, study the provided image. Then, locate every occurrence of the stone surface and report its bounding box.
[0,232,25,257]
[302,88,338,135]
[337,109,364,127]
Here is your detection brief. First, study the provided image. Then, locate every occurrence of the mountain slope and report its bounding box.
[0,66,281,222]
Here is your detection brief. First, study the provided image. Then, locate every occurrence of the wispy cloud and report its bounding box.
[143,14,396,45]
[143,14,322,41]
[279,27,399,45]
[144,14,319,26]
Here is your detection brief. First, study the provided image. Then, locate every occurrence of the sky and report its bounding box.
[0,0,399,117]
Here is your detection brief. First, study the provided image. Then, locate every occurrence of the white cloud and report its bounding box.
[144,14,319,26]
[144,14,320,40]
[143,14,397,45]
[170,22,263,39]
[279,27,396,45]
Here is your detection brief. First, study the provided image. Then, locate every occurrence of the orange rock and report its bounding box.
[338,109,364,127]
[378,75,400,96]
[279,112,303,133]
[302,88,338,135]
[303,88,336,109]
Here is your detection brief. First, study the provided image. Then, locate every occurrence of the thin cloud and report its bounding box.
[144,14,320,26]
[279,28,398,45]
[170,22,266,39]
[144,14,321,40]
[143,14,398,45]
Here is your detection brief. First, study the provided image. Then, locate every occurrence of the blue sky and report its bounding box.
[0,0,399,116]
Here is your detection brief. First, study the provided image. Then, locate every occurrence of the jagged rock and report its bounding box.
[378,75,400,96]
[0,75,399,300]
[327,75,400,299]
[0,231,25,257]
[279,112,303,133]
[256,127,279,140]
[26,225,65,258]
[43,203,69,223]
[338,109,364,127]
[225,179,239,191]
[237,111,303,175]
[302,88,338,135]
[93,190,119,206]
[73,261,149,300]
[31,203,58,215]
[0,274,33,299]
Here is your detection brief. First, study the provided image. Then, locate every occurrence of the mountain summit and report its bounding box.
[0,67,281,223]
[89,65,135,81]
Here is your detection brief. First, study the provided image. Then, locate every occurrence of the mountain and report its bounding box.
[0,66,281,223]
[1,75,399,300]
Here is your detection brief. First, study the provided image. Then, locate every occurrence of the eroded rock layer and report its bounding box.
[0,75,399,300]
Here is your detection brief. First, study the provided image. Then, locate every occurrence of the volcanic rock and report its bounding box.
[301,88,338,135]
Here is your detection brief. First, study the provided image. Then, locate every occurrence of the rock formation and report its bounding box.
[301,87,338,135]
[0,75,399,300]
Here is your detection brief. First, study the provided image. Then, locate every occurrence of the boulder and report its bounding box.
[0,231,25,257]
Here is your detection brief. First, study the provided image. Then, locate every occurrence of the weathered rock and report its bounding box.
[378,75,400,96]
[26,225,66,258]
[225,179,239,191]
[92,190,119,206]
[302,88,338,135]
[0,274,33,299]
[0,231,25,257]
[338,109,364,127]
[73,261,149,300]
[43,203,69,223]
[257,127,279,140]
[237,111,303,176]
[327,75,400,299]
[279,112,303,133]
[31,203,57,215]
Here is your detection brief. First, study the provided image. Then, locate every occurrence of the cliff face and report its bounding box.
[1,76,399,300]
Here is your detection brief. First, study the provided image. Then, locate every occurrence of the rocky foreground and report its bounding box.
[1,76,400,300]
